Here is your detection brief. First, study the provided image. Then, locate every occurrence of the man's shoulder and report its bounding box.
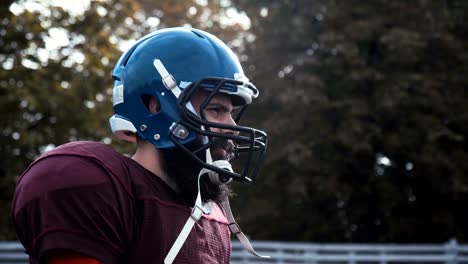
[16,141,134,195]
[13,141,135,212]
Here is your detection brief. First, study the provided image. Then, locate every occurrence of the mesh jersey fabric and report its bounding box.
[11,141,231,264]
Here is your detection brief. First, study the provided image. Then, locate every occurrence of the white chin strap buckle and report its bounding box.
[207,160,233,185]
[164,150,269,264]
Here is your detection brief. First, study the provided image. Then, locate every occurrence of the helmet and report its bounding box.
[109,27,267,183]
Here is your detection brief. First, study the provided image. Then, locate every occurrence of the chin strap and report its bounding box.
[164,166,205,264]
[164,149,269,264]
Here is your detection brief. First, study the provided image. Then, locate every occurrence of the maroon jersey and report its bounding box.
[11,141,231,264]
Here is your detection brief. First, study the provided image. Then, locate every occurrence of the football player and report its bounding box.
[12,27,268,264]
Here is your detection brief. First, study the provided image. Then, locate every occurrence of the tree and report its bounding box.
[5,0,467,243]
[231,0,468,242]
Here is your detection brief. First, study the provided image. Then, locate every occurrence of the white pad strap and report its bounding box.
[153,59,182,98]
[220,198,270,259]
[164,168,205,264]
[164,149,230,263]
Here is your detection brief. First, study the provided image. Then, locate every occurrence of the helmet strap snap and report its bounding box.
[153,59,182,98]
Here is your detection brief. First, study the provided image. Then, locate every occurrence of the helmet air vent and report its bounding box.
[191,30,205,39]
[122,47,137,66]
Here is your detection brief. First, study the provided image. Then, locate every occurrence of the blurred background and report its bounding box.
[1,0,467,245]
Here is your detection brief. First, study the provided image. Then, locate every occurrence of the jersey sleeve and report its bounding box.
[12,154,134,264]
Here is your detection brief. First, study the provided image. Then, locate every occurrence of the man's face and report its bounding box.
[160,90,238,204]
[190,90,239,161]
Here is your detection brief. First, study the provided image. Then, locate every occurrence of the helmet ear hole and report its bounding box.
[141,94,160,114]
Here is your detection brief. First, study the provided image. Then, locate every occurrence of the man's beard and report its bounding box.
[160,137,233,205]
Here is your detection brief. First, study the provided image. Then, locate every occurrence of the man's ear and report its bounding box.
[142,94,161,114]
[149,96,160,114]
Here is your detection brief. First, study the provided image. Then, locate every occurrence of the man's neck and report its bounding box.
[132,141,178,191]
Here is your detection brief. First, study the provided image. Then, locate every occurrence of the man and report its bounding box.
[11,27,268,264]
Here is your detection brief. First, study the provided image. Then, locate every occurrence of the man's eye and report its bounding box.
[207,107,219,112]
[206,107,221,115]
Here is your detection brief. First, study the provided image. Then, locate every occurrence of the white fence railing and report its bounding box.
[231,240,468,263]
[0,242,26,264]
[1,240,467,263]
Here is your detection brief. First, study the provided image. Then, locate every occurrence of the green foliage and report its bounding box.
[231,0,468,242]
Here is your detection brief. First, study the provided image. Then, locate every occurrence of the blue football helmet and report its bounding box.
[109,27,267,183]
